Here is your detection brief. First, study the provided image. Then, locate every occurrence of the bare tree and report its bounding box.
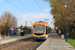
[0,11,17,35]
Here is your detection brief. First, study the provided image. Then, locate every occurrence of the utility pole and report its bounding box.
[74,13,75,15]
[31,21,32,27]
[14,18,15,36]
[25,21,27,34]
[25,21,27,27]
[44,19,49,24]
[31,21,32,34]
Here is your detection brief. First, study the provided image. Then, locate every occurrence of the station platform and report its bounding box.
[0,35,32,45]
[37,33,75,50]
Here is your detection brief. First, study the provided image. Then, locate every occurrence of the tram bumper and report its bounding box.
[33,36,46,40]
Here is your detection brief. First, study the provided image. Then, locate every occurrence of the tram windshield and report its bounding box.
[34,25,45,33]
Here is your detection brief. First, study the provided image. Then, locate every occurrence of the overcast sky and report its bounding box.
[0,0,54,29]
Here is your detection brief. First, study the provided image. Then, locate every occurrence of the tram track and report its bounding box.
[0,37,33,50]
[19,40,43,50]
[1,37,44,50]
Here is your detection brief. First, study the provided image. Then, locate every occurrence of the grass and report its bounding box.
[67,38,75,47]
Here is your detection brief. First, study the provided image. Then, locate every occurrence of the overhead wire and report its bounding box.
[6,0,35,19]
[35,0,45,17]
[38,0,43,9]
[18,0,31,12]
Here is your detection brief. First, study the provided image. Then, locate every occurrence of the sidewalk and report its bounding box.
[37,33,75,50]
[0,35,32,45]
[0,35,32,40]
[0,34,32,40]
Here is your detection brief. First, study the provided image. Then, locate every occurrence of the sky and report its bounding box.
[0,0,54,29]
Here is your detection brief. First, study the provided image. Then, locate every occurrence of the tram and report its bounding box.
[33,21,51,40]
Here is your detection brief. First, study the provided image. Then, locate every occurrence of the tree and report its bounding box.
[0,11,17,35]
[45,0,75,38]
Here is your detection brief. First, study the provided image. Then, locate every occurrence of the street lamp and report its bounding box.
[65,0,67,42]
[58,0,73,42]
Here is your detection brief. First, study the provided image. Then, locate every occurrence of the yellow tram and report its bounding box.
[33,21,51,40]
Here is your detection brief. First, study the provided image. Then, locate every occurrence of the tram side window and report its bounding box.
[46,26,48,34]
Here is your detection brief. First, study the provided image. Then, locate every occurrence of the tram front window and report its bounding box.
[34,25,45,35]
